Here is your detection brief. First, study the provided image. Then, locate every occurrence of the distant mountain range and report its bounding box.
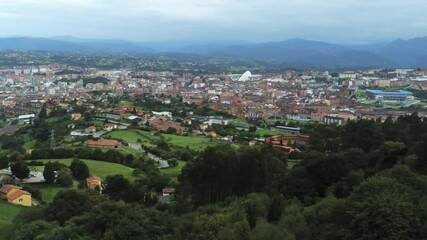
[1,36,427,68]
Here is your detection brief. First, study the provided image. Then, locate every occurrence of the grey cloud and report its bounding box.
[0,0,426,42]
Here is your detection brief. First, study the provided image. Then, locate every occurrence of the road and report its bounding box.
[128,143,169,168]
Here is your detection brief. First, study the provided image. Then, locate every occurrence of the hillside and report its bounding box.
[3,36,427,68]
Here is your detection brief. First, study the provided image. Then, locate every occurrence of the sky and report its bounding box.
[0,0,427,43]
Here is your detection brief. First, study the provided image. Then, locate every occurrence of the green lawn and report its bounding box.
[22,184,69,204]
[32,158,137,182]
[28,159,139,203]
[256,128,293,137]
[228,119,250,128]
[22,140,36,149]
[160,160,186,184]
[104,130,216,150]
[163,134,216,150]
[20,133,37,150]
[104,130,154,145]
[0,201,22,239]
[122,146,145,157]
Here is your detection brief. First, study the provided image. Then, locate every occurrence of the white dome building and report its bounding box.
[228,71,262,81]
[238,71,252,81]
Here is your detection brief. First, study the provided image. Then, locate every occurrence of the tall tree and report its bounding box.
[104,174,131,201]
[0,156,8,169]
[69,159,90,180]
[11,160,30,179]
[43,162,55,183]
[39,103,47,119]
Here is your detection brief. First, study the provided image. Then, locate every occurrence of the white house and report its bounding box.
[152,111,172,118]
[17,114,36,125]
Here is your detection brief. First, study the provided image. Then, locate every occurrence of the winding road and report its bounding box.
[128,143,169,168]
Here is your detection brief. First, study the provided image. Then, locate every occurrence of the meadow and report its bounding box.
[104,130,217,150]
[33,158,137,181]
[0,201,22,239]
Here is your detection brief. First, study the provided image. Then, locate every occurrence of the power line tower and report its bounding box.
[50,129,55,149]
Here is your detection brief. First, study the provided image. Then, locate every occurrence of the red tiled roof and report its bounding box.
[0,184,19,194]
[7,190,31,201]
[162,187,175,194]
[86,176,101,182]
[87,139,120,147]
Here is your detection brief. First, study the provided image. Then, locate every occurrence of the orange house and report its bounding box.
[0,184,32,207]
[86,176,102,193]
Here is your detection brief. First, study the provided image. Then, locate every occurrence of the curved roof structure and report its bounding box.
[238,71,252,81]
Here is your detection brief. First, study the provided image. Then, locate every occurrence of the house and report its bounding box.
[71,130,90,137]
[152,111,172,119]
[71,113,81,121]
[323,115,346,126]
[86,176,102,192]
[0,184,32,207]
[126,115,141,121]
[249,140,257,146]
[17,114,36,125]
[103,123,117,131]
[162,187,175,196]
[87,139,122,149]
[85,126,97,134]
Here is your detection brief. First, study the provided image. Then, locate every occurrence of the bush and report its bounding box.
[28,160,44,166]
[22,185,43,200]
[70,159,90,181]
[132,168,143,177]
[78,181,87,189]
[57,169,73,187]
[167,158,178,167]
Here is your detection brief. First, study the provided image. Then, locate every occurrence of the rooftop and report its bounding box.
[7,190,31,201]
[87,139,120,146]
[366,89,413,96]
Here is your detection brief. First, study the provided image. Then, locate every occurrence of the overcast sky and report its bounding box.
[0,0,426,43]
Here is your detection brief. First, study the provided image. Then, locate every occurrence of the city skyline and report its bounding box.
[1,0,427,43]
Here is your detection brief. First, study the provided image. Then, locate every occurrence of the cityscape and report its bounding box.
[1,57,427,125]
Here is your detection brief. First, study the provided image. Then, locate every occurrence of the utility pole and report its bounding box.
[50,129,55,149]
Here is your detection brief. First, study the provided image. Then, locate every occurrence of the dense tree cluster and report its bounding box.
[9,113,427,239]
[179,144,287,205]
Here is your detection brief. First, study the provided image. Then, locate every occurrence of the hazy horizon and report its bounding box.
[1,0,427,44]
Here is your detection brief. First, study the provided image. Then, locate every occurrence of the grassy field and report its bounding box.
[20,133,37,150]
[32,158,137,181]
[160,160,186,184]
[27,158,138,203]
[104,130,216,150]
[164,134,216,150]
[104,130,156,147]
[22,184,70,203]
[0,201,22,239]
[122,146,145,157]
[256,128,293,137]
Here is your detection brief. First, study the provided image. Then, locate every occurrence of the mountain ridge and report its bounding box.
[1,36,427,68]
